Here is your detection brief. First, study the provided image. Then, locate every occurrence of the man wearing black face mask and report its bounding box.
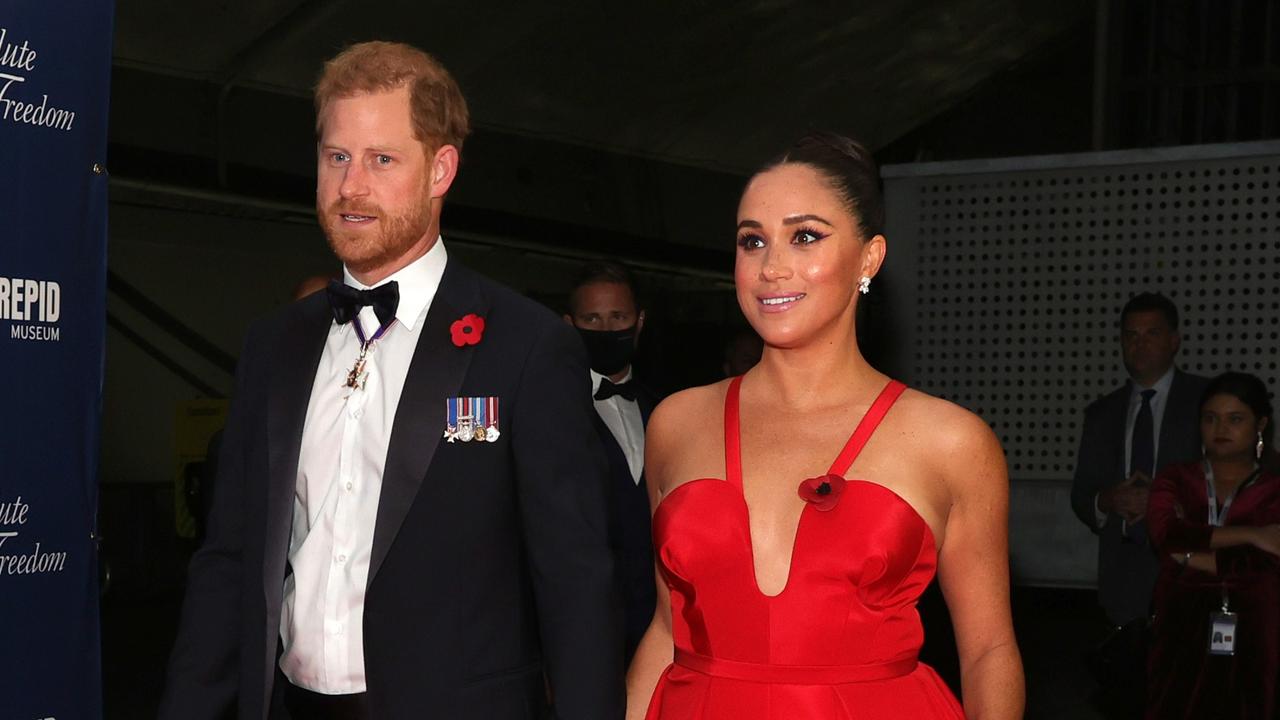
[564,262,656,662]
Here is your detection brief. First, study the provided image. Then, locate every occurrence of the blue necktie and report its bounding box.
[1130,389,1156,477]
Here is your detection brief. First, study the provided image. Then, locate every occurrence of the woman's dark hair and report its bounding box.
[755,131,885,239]
[1200,371,1274,448]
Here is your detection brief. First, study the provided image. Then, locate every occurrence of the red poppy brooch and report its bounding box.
[798,474,846,512]
[450,314,485,347]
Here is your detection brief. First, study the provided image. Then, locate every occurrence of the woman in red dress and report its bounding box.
[625,133,1024,719]
[1146,371,1280,718]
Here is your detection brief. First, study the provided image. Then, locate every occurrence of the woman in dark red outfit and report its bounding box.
[1147,372,1280,718]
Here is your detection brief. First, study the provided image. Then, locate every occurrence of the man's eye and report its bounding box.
[330,152,350,163]
[376,155,393,165]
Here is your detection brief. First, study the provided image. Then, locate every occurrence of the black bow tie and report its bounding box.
[326,279,400,328]
[595,378,637,402]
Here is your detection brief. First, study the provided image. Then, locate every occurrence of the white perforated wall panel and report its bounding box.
[881,142,1280,586]
[884,142,1280,479]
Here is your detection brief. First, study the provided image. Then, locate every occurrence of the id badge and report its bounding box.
[1208,612,1238,656]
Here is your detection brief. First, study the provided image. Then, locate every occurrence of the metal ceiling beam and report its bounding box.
[107,176,734,284]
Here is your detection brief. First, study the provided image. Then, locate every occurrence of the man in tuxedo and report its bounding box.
[160,42,624,720]
[563,262,656,662]
[1070,292,1207,710]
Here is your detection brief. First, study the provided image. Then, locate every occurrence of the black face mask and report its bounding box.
[578,326,638,376]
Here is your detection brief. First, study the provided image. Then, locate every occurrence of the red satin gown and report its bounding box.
[646,377,964,719]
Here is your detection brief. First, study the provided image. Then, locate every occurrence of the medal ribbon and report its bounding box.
[343,316,397,390]
[353,316,395,347]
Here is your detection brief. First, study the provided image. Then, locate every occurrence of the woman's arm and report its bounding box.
[934,408,1024,720]
[1176,525,1280,575]
[624,399,682,720]
[1209,525,1269,550]
[625,573,673,720]
[1149,465,1280,557]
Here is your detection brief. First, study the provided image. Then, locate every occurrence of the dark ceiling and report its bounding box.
[107,0,1096,270]
[113,0,1092,171]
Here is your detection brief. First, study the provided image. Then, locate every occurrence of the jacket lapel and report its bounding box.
[368,260,484,585]
[1106,386,1130,481]
[261,294,330,711]
[1157,369,1193,471]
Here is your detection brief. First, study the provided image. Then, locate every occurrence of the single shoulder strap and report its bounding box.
[725,376,744,489]
[828,380,908,477]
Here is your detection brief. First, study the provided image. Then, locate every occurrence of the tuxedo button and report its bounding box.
[337,554,346,563]
[345,482,353,491]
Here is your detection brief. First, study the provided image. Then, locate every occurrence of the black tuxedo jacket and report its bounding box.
[1070,368,1208,625]
[593,379,658,661]
[160,259,624,720]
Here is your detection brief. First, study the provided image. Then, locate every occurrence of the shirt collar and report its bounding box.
[590,367,633,395]
[1131,366,1176,397]
[341,237,447,332]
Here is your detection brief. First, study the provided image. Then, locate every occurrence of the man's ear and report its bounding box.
[428,144,460,198]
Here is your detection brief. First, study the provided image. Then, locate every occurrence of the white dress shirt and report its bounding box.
[591,369,644,484]
[279,239,447,694]
[1094,366,1177,528]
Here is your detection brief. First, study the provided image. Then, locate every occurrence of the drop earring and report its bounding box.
[858,276,871,295]
[1258,431,1265,461]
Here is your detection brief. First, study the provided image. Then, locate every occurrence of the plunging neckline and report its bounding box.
[726,375,908,598]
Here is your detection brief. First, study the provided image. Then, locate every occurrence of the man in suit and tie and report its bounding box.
[160,41,623,720]
[563,262,656,662]
[1070,292,1207,710]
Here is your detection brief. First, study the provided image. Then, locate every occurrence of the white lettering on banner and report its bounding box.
[10,324,60,341]
[0,495,30,524]
[0,497,68,577]
[1,276,62,343]
[0,28,76,133]
[0,28,38,71]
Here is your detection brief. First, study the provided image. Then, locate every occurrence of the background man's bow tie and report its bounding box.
[326,279,399,328]
[594,378,637,402]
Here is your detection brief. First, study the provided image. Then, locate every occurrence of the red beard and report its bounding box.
[319,195,433,275]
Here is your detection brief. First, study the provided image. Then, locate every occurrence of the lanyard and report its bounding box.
[1204,460,1261,527]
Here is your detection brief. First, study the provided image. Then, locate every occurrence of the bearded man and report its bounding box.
[159,41,624,720]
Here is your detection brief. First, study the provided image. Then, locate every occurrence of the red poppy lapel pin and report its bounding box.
[798,474,847,512]
[450,313,485,347]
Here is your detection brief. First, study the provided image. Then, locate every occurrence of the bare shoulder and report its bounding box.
[893,387,1006,490]
[648,380,729,439]
[646,380,731,489]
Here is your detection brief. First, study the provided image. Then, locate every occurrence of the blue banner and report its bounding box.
[0,1,113,718]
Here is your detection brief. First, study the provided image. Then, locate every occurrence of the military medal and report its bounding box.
[444,396,501,443]
[344,345,371,391]
[482,395,500,442]
[342,316,394,394]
